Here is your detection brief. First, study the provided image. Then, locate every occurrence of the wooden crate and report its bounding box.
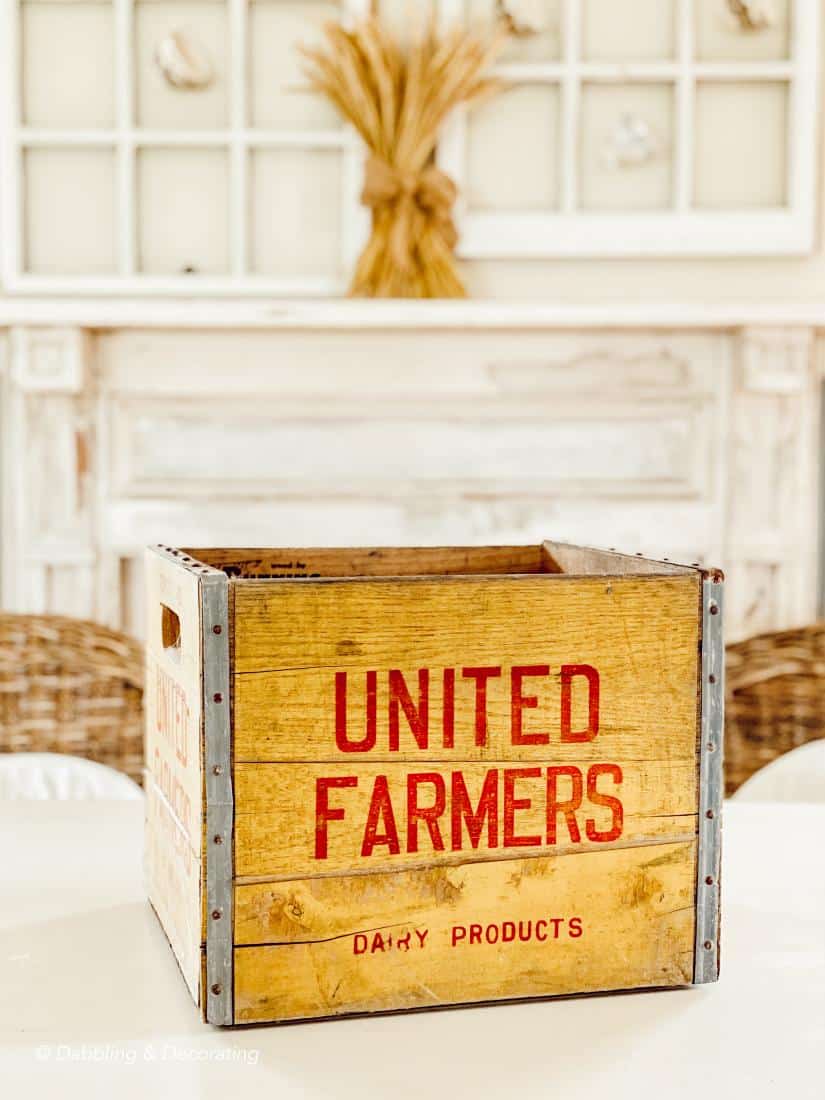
[144,541,724,1026]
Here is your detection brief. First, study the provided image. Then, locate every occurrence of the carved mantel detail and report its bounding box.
[1,326,96,614]
[10,327,88,394]
[740,325,813,394]
[725,324,819,640]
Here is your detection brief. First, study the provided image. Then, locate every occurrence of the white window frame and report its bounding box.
[438,0,821,257]
[0,0,371,295]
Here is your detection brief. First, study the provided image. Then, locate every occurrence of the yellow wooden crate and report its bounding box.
[144,542,723,1026]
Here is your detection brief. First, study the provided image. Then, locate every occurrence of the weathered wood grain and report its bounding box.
[146,781,203,1001]
[233,758,697,880]
[143,548,205,1003]
[233,840,697,1023]
[233,573,701,761]
[184,544,551,578]
[542,540,694,577]
[144,553,204,846]
[234,838,696,946]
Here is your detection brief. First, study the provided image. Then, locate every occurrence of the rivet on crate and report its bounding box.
[213,624,222,635]
[211,984,222,996]
[213,834,223,845]
[212,765,223,776]
[213,692,223,703]
[212,909,222,920]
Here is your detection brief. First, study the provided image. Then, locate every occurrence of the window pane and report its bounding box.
[24,148,116,273]
[250,1,343,129]
[136,1,229,129]
[22,1,114,128]
[695,0,790,61]
[251,148,342,278]
[138,148,229,273]
[579,83,674,210]
[582,0,675,61]
[694,82,787,208]
[466,84,560,211]
[465,0,563,62]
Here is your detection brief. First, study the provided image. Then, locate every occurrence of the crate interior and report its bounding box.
[180,544,694,579]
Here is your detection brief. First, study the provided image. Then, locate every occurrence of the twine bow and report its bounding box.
[360,155,459,274]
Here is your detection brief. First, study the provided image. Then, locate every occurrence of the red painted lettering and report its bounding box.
[389,669,429,751]
[451,768,498,850]
[335,670,377,752]
[442,668,455,749]
[406,772,446,853]
[546,765,583,844]
[361,775,401,857]
[586,763,624,842]
[503,767,542,847]
[560,664,600,742]
[461,666,501,746]
[315,776,357,859]
[511,665,550,745]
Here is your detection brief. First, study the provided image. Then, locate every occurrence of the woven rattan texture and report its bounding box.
[726,623,825,794]
[0,614,144,784]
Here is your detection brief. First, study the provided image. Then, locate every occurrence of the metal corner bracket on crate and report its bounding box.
[694,575,724,984]
[201,568,233,1025]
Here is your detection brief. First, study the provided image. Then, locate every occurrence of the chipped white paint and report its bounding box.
[0,322,818,644]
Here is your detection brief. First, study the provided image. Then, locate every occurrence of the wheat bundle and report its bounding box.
[301,15,503,298]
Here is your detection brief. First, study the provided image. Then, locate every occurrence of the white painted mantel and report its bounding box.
[0,301,821,644]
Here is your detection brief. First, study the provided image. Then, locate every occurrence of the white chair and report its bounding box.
[0,752,143,800]
[733,740,825,804]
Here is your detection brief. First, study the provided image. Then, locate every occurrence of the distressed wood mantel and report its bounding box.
[0,305,821,642]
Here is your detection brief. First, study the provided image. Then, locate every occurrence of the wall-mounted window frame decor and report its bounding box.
[0,0,371,295]
[437,0,821,257]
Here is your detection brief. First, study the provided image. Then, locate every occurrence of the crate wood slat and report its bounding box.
[189,544,554,578]
[232,574,699,761]
[233,759,698,880]
[144,547,206,1004]
[144,542,723,1026]
[233,840,697,1023]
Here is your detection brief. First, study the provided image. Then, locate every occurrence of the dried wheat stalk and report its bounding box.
[300,14,503,298]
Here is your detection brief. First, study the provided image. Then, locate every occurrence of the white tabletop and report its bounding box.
[2,800,823,1100]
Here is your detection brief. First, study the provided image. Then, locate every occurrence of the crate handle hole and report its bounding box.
[161,604,182,659]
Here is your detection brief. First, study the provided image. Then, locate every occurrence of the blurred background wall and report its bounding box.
[0,0,822,642]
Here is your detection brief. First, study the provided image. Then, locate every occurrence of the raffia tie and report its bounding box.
[361,155,459,273]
